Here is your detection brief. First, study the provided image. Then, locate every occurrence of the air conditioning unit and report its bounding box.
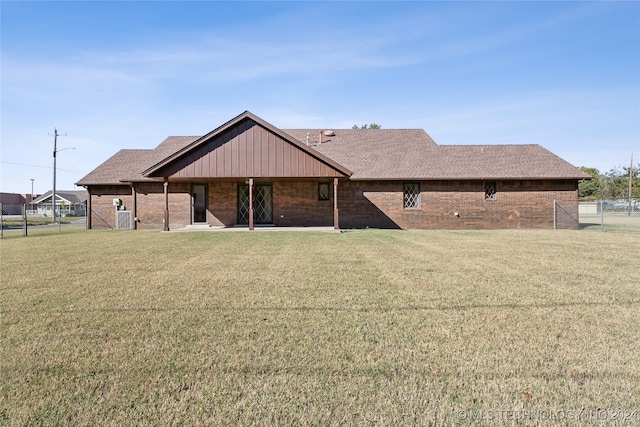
[116,211,132,230]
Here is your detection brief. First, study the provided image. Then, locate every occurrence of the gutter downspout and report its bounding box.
[85,186,91,230]
[131,183,137,230]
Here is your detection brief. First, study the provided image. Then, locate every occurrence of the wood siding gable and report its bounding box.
[144,112,351,179]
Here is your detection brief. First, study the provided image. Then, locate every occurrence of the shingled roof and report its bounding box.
[33,190,88,204]
[284,129,589,180]
[76,137,198,185]
[77,114,590,185]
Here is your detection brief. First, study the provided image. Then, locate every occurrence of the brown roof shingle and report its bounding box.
[293,130,590,180]
[76,137,199,185]
[77,115,590,185]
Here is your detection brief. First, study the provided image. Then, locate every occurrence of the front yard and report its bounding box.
[1,228,638,425]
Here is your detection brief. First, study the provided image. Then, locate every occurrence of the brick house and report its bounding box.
[0,193,36,215]
[76,111,590,230]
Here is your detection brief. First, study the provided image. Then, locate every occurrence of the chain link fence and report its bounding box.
[1,203,87,239]
[579,199,640,233]
[4,201,637,237]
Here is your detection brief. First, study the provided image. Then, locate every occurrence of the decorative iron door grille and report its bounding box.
[254,186,273,224]
[238,185,250,224]
[238,185,273,225]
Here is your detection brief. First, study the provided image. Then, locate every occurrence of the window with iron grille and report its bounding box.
[403,183,420,209]
[485,181,497,201]
[318,183,330,201]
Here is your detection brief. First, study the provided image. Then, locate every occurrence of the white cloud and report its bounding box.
[1,1,637,192]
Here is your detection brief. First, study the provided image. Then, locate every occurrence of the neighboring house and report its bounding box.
[76,111,591,231]
[32,190,87,217]
[0,193,38,215]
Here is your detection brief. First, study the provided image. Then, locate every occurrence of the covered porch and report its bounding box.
[159,177,343,231]
[139,112,351,231]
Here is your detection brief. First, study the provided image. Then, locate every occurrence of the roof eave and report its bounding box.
[349,176,589,181]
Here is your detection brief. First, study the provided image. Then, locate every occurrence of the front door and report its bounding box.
[192,184,207,223]
[238,184,273,225]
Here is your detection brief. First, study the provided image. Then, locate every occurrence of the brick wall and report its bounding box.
[202,180,334,227]
[89,186,133,229]
[134,183,163,229]
[338,180,580,229]
[273,181,333,226]
[132,182,190,230]
[167,184,191,229]
[88,179,580,230]
[89,183,190,230]
[208,181,237,226]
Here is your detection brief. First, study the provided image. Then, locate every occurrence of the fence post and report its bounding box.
[23,204,28,237]
[553,199,557,230]
[600,199,604,232]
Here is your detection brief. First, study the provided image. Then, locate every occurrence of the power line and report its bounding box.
[0,161,80,173]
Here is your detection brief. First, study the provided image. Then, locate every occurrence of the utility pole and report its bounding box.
[50,129,72,231]
[628,154,634,217]
[52,128,59,226]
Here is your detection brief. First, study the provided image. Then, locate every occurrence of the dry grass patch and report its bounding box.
[1,228,639,425]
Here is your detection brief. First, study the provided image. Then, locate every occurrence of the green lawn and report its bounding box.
[1,228,639,425]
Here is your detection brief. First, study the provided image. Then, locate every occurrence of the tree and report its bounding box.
[352,123,381,130]
[601,163,639,199]
[578,164,639,200]
[578,167,602,199]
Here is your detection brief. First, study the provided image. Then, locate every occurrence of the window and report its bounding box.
[318,183,330,201]
[484,181,497,201]
[403,183,420,209]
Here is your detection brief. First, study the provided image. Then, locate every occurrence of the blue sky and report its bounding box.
[1,1,638,194]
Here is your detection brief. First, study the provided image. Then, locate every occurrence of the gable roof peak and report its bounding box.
[142,110,352,178]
